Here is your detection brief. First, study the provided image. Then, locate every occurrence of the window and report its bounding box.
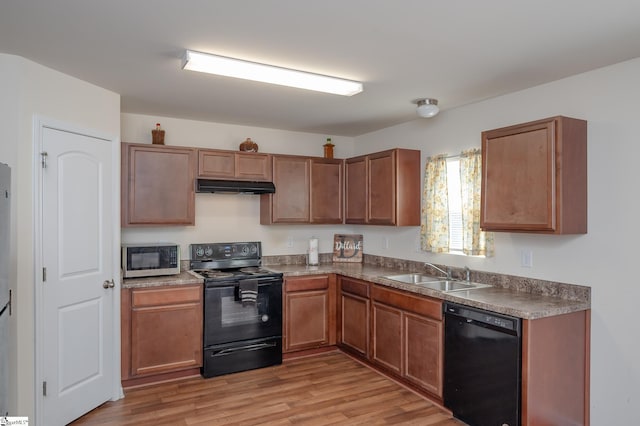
[446,158,463,253]
[420,149,494,257]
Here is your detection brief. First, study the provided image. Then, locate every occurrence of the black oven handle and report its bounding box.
[212,341,278,357]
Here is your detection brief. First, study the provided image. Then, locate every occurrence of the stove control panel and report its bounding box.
[190,242,261,262]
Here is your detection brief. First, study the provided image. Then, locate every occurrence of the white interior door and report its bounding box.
[39,125,117,425]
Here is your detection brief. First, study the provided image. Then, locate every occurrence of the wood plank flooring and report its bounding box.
[71,351,465,425]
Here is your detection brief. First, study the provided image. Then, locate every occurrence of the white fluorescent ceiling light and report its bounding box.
[182,50,363,96]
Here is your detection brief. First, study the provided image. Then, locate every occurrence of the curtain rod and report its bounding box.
[428,149,481,160]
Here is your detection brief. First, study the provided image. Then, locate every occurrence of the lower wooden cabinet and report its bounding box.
[338,277,370,358]
[372,302,403,374]
[404,312,443,396]
[371,284,443,398]
[522,310,590,425]
[121,284,203,386]
[283,275,336,353]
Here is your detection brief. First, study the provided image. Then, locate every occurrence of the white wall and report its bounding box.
[0,53,120,421]
[120,114,358,258]
[355,58,640,424]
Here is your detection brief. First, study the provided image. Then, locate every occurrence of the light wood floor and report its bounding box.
[71,351,465,425]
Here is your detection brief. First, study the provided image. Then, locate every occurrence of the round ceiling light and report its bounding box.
[414,98,439,118]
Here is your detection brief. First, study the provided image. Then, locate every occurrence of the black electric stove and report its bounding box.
[189,242,283,378]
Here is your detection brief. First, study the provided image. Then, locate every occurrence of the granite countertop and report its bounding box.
[120,263,590,320]
[121,270,203,289]
[266,263,590,320]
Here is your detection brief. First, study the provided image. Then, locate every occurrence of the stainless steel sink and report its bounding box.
[415,280,491,292]
[383,273,491,292]
[383,273,443,284]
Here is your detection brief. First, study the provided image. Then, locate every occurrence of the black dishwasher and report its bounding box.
[443,302,522,426]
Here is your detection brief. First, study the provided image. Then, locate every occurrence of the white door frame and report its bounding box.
[33,115,122,425]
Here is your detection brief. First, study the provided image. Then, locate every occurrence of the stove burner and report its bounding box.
[192,269,234,280]
[239,267,269,275]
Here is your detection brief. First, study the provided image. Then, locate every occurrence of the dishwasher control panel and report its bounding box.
[444,302,521,333]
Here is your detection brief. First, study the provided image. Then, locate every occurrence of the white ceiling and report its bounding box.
[2,1,640,136]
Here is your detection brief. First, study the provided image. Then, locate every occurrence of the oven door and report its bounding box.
[204,277,282,346]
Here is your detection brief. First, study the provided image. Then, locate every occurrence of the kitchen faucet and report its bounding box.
[424,262,452,279]
[464,266,471,282]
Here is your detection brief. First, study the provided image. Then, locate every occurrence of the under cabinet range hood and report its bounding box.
[196,179,276,194]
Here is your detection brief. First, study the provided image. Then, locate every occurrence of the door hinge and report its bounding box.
[42,267,47,282]
[42,381,47,396]
[40,151,48,169]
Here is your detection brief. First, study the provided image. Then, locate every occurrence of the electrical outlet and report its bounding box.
[286,237,294,248]
[520,249,533,268]
[383,237,389,250]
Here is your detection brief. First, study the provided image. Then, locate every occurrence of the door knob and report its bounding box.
[102,279,115,289]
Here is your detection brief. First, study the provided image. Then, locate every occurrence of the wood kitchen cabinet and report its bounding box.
[121,143,196,226]
[337,277,370,358]
[260,155,343,224]
[198,149,272,181]
[481,116,587,234]
[521,309,590,425]
[371,284,443,398]
[345,148,420,226]
[283,275,336,353]
[121,284,203,387]
[310,158,343,223]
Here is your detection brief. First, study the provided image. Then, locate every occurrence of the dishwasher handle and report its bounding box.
[444,302,521,335]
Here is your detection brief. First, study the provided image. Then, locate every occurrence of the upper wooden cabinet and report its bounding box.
[345,148,421,226]
[198,149,272,181]
[261,155,343,224]
[481,116,587,234]
[121,143,196,226]
[310,158,343,224]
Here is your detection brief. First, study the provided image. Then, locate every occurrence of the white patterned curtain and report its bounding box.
[459,149,494,257]
[420,154,449,253]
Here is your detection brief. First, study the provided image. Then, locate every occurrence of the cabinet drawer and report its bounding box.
[132,285,202,307]
[372,285,442,320]
[286,275,329,292]
[340,277,369,298]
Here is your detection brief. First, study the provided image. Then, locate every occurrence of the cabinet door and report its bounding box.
[372,302,402,374]
[198,149,235,178]
[122,143,196,226]
[404,312,443,397]
[283,275,335,353]
[129,286,203,377]
[268,156,310,223]
[341,292,369,357]
[345,156,367,224]
[284,289,329,352]
[481,121,554,231]
[310,158,343,223]
[235,152,272,181]
[481,116,587,234]
[368,151,396,225]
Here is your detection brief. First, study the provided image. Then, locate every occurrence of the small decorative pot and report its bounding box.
[239,138,259,152]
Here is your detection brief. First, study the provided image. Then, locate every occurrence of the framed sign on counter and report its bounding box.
[333,234,363,263]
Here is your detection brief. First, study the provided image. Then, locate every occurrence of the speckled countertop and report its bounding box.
[121,261,590,320]
[265,263,590,320]
[121,270,203,289]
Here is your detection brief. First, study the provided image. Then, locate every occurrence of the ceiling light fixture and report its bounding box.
[182,50,363,96]
[414,98,439,118]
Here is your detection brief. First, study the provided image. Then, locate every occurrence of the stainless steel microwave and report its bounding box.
[122,243,180,278]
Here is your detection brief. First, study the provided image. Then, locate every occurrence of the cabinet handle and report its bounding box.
[102,279,115,289]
